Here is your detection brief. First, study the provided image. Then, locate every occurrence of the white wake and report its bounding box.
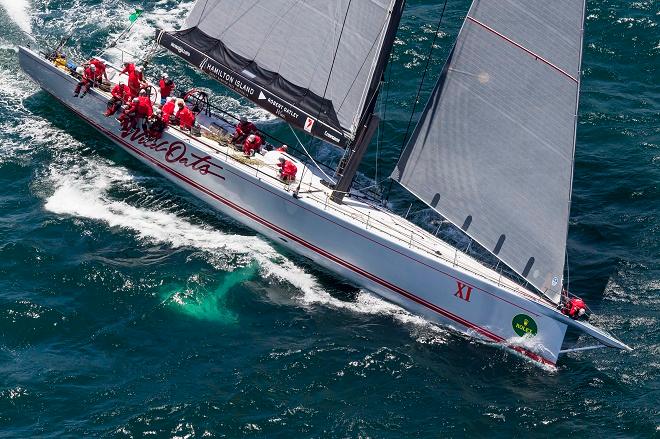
[42,157,447,343]
[0,0,33,35]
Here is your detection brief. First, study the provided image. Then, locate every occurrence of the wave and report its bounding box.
[41,155,446,342]
[0,0,33,35]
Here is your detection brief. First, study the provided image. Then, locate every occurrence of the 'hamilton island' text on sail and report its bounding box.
[199,58,254,97]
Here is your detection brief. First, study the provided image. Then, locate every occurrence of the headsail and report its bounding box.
[157,0,405,148]
[391,0,586,304]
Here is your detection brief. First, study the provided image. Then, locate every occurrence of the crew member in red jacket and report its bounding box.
[127,65,145,96]
[158,73,175,105]
[177,101,195,130]
[161,98,176,124]
[243,134,263,156]
[277,157,297,182]
[73,64,96,98]
[231,117,257,145]
[119,62,135,76]
[105,83,132,116]
[562,297,587,320]
[147,109,167,140]
[118,97,140,131]
[136,90,154,132]
[89,58,109,83]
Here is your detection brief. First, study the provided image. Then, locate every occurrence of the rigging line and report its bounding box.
[385,0,448,201]
[197,0,211,27]
[253,0,302,61]
[335,9,393,113]
[288,125,337,184]
[318,0,353,120]
[218,0,261,41]
[375,64,392,192]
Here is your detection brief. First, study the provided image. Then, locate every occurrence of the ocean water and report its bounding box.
[0,0,658,437]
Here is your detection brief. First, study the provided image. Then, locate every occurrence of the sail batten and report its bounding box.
[159,0,404,148]
[392,0,586,304]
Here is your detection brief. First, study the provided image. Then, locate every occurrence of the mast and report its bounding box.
[330,0,406,204]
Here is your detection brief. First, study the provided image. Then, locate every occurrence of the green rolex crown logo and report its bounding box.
[512,314,538,337]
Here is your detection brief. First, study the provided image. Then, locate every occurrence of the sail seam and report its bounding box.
[466,15,578,84]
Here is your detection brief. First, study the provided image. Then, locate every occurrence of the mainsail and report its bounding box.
[157,0,405,148]
[392,0,586,304]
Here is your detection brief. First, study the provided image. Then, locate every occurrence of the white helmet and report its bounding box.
[162,73,169,79]
[247,134,256,142]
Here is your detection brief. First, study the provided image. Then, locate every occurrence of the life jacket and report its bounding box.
[568,298,586,317]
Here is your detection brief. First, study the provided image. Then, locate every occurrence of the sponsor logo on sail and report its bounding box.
[323,131,340,143]
[170,43,190,57]
[304,117,315,133]
[512,314,537,337]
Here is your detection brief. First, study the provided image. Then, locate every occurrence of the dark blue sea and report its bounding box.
[0,0,657,437]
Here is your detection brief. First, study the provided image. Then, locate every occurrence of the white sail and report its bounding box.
[392,0,586,304]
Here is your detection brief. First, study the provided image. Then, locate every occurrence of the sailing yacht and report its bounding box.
[18,0,630,367]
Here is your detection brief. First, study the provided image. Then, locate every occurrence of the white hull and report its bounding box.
[18,46,629,367]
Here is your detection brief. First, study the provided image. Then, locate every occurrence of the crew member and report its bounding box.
[119,61,135,76]
[105,83,131,117]
[89,58,109,83]
[73,64,96,98]
[158,73,175,105]
[118,98,140,132]
[128,65,145,96]
[562,297,588,320]
[277,157,297,182]
[231,117,257,145]
[177,101,195,130]
[137,90,154,132]
[147,109,167,140]
[243,133,263,156]
[276,144,288,152]
[161,97,176,124]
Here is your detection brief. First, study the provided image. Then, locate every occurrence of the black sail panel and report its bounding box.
[157,29,347,147]
[158,0,405,148]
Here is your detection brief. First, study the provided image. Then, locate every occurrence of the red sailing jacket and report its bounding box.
[178,106,195,129]
[281,160,298,179]
[159,78,175,99]
[111,84,131,102]
[137,96,153,117]
[162,100,176,123]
